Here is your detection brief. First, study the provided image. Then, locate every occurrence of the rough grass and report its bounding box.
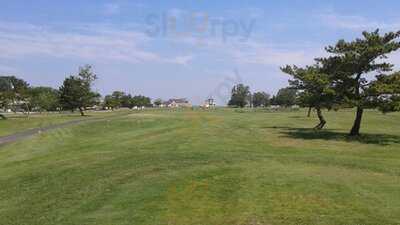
[0,108,399,225]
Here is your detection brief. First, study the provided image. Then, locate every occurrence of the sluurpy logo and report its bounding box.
[145,11,256,43]
[209,69,243,105]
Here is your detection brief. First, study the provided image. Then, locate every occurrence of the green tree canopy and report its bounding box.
[59,65,99,116]
[103,95,118,110]
[153,98,163,107]
[274,87,297,107]
[228,84,251,108]
[317,29,400,135]
[281,65,337,129]
[103,91,126,110]
[29,87,60,112]
[252,92,270,107]
[367,72,400,113]
[131,95,152,107]
[0,76,30,118]
[121,94,133,108]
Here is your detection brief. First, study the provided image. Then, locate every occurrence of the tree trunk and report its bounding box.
[79,107,85,116]
[24,102,30,118]
[307,107,312,117]
[314,107,326,130]
[350,73,363,136]
[350,107,364,136]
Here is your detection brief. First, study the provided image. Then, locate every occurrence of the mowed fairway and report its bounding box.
[1,109,400,225]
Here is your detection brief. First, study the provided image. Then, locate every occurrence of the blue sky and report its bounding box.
[1,0,400,104]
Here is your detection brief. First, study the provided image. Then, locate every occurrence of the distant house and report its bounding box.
[202,98,216,108]
[269,105,281,109]
[163,98,191,108]
[291,105,300,109]
[5,100,28,112]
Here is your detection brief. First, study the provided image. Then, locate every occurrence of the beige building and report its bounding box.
[163,98,191,108]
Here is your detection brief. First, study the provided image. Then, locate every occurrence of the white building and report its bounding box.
[163,98,192,108]
[202,98,216,108]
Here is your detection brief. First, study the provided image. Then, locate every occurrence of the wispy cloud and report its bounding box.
[0,22,192,65]
[166,55,194,65]
[318,12,400,31]
[168,35,323,67]
[232,46,322,66]
[0,17,327,72]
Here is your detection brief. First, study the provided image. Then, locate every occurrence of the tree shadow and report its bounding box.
[266,126,400,146]
[288,116,304,119]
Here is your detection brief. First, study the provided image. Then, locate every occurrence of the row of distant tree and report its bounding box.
[0,65,153,118]
[1,76,61,119]
[103,91,152,110]
[228,29,400,136]
[227,84,297,108]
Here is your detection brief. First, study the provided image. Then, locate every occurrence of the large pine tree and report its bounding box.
[317,30,400,136]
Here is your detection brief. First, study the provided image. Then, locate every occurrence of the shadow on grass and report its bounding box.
[288,116,304,119]
[266,126,400,146]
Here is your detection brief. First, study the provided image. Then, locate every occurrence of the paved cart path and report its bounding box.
[0,112,132,147]
[0,119,93,147]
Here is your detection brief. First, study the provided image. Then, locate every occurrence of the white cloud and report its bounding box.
[168,35,323,67]
[318,12,400,31]
[0,22,191,65]
[0,19,328,70]
[166,55,194,65]
[233,48,320,66]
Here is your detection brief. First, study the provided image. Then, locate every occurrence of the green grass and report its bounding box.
[0,108,400,225]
